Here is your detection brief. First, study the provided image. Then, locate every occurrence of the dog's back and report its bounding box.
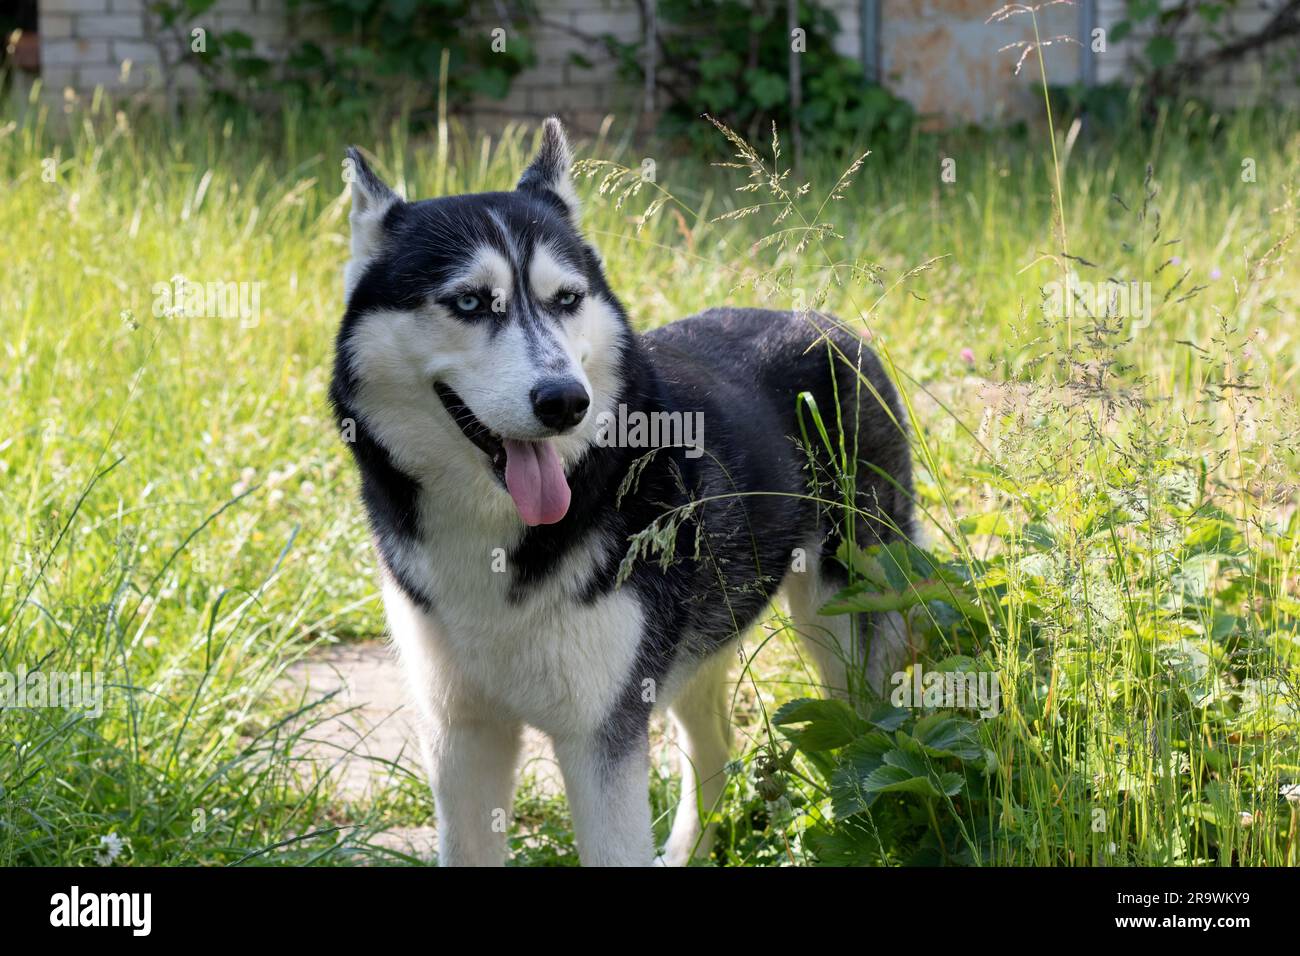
[644,305,914,578]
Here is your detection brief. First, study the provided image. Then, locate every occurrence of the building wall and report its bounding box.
[480,0,863,131]
[1095,0,1299,107]
[481,0,651,129]
[32,0,1298,124]
[880,0,1084,125]
[37,0,304,94]
[33,0,865,128]
[444,1,1111,129]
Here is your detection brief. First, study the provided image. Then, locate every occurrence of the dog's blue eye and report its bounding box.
[556,291,581,308]
[454,294,481,313]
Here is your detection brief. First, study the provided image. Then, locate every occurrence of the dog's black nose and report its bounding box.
[530,379,590,431]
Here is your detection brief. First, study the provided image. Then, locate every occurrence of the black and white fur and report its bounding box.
[330,119,916,866]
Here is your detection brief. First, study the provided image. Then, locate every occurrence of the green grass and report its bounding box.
[1,78,1297,865]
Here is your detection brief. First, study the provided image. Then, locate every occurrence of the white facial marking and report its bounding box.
[343,230,622,485]
[442,244,513,304]
[529,243,587,302]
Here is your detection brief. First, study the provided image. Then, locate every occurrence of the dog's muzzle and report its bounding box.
[433,383,506,480]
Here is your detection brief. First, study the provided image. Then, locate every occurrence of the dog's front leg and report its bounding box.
[553,730,655,866]
[385,582,521,865]
[424,714,522,867]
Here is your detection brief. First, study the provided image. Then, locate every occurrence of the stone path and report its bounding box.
[285,642,568,798]
[282,641,573,861]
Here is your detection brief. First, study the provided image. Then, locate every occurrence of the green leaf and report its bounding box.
[1023,522,1057,549]
[911,713,984,762]
[820,578,982,619]
[862,762,964,799]
[220,30,253,51]
[1198,3,1226,25]
[772,697,867,751]
[804,820,878,865]
[864,700,910,731]
[834,538,890,587]
[1145,35,1177,68]
[877,541,915,591]
[959,511,1016,537]
[830,732,892,817]
[466,67,510,99]
[744,69,787,109]
[1183,516,1243,557]
[862,764,942,797]
[877,745,965,797]
[699,51,741,82]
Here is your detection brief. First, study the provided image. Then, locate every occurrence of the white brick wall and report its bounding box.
[34,0,1294,120]
[41,15,74,39]
[43,38,108,66]
[112,39,162,65]
[77,13,145,38]
[473,0,863,130]
[42,0,111,13]
[34,0,862,125]
[489,0,646,128]
[37,0,295,95]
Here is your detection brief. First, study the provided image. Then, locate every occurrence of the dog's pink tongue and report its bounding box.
[503,439,571,526]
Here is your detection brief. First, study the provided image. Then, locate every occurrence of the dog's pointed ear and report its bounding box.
[344,147,401,300]
[517,117,579,221]
[347,146,398,215]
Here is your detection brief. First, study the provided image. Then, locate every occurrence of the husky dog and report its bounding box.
[330,119,915,867]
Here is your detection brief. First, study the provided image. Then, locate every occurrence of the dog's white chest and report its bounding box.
[382,513,646,738]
